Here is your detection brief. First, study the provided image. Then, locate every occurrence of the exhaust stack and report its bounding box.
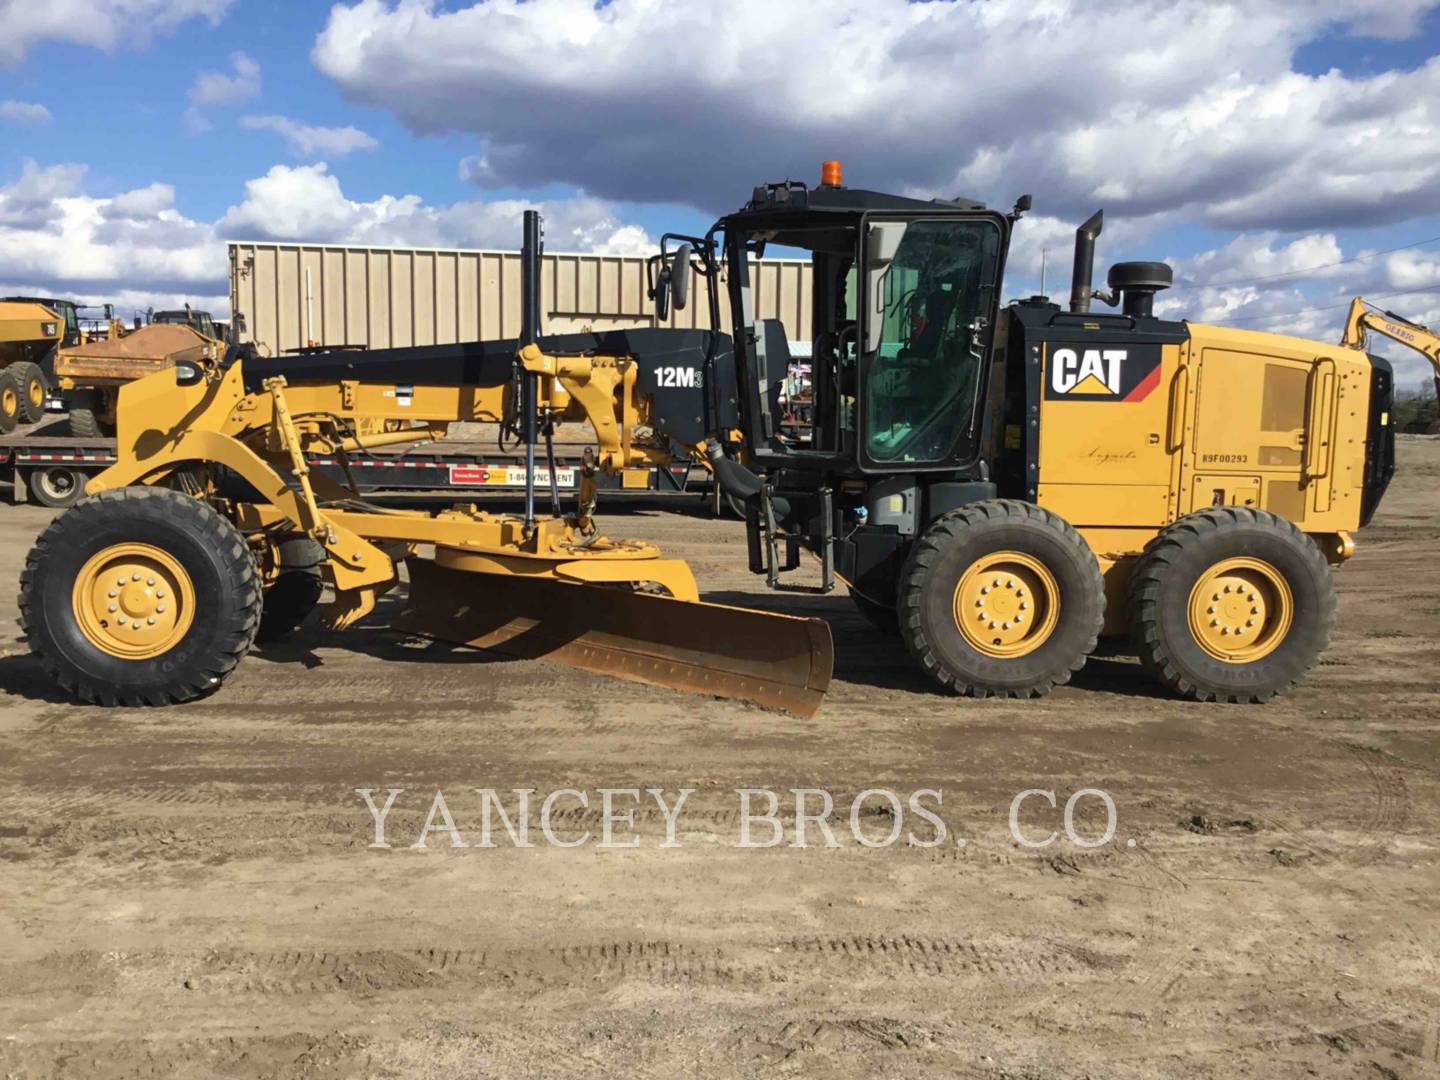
[1069,210,1104,314]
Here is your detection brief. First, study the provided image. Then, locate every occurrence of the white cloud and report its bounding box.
[313,0,1440,230]
[0,100,51,125]
[241,115,379,158]
[0,0,231,66]
[0,160,86,227]
[219,162,653,254]
[188,50,260,106]
[185,50,259,132]
[1152,233,1440,387]
[0,160,654,323]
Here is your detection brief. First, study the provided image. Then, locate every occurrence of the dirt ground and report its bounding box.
[1,439,1438,1079]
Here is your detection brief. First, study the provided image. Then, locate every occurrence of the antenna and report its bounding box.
[1040,248,1047,296]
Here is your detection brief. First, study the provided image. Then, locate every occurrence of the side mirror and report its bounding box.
[670,244,692,311]
[864,222,907,353]
[652,271,670,322]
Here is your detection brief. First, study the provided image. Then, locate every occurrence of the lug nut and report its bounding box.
[147,617,156,625]
[146,578,155,586]
[108,603,118,613]
[156,604,165,613]
[132,573,141,581]
[156,590,166,599]
[1019,601,1029,610]
[981,586,990,595]
[108,589,117,598]
[1014,614,1025,624]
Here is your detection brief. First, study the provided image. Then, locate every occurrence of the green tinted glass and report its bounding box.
[863,220,999,463]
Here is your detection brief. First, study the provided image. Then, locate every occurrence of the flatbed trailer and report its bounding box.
[0,423,699,509]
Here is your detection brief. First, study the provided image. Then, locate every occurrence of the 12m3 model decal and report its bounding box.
[1044,343,1163,402]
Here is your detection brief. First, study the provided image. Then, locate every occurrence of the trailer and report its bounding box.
[1,422,698,509]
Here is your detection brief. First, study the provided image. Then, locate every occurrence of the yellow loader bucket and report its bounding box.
[397,558,834,718]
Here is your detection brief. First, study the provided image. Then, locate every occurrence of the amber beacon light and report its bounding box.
[820,160,843,188]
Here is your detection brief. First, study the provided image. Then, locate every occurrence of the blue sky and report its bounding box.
[2,0,1439,387]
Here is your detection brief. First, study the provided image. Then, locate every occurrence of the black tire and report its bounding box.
[850,588,899,635]
[257,537,325,642]
[66,389,107,438]
[0,369,19,434]
[19,487,262,706]
[898,500,1104,697]
[1129,507,1334,704]
[9,360,47,423]
[27,465,87,508]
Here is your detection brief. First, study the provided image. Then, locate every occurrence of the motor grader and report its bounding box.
[20,167,1396,714]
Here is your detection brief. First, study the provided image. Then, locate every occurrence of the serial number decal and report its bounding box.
[1201,453,1249,464]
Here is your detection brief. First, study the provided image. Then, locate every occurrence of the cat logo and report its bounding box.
[1051,348,1125,395]
[1044,343,1163,403]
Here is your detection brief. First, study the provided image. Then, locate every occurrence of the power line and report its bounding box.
[1170,234,1440,291]
[1226,283,1440,327]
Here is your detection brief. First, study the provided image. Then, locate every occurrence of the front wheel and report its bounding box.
[1128,508,1334,703]
[257,537,325,642]
[19,487,262,705]
[898,500,1104,698]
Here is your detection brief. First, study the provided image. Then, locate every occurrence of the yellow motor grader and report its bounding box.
[19,170,1400,714]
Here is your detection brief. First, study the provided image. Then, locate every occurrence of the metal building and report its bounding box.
[227,241,812,357]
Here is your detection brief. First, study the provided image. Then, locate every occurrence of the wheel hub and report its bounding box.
[952,550,1060,658]
[72,543,196,660]
[1187,557,1292,663]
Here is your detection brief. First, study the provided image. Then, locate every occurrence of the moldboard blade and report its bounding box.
[396,557,833,718]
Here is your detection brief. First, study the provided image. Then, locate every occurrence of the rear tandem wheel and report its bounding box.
[897,500,1105,698]
[1128,507,1334,703]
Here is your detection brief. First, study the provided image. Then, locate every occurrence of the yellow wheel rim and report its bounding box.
[952,550,1060,658]
[27,377,42,408]
[1188,557,1292,663]
[71,543,196,660]
[0,386,15,418]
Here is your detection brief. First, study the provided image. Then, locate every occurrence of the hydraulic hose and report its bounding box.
[703,441,791,520]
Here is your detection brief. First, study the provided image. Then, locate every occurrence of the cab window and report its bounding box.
[861,219,1000,464]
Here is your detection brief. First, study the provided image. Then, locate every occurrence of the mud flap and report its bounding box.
[397,557,833,718]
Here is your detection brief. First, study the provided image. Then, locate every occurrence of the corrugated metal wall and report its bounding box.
[228,242,812,357]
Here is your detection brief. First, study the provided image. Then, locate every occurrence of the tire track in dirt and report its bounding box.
[2,933,1132,1004]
